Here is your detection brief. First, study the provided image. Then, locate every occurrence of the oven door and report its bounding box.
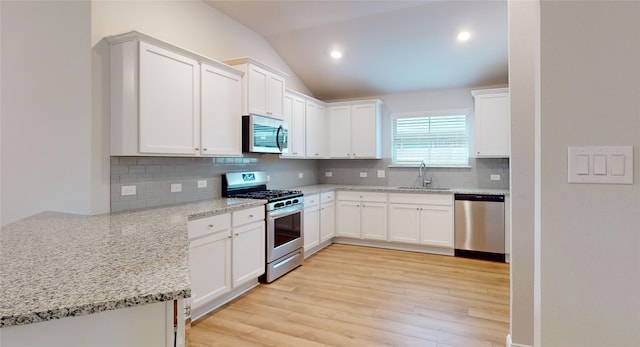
[266,204,303,263]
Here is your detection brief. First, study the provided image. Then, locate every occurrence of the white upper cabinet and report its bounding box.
[200,62,242,156]
[305,99,326,158]
[138,42,200,155]
[108,31,243,157]
[281,90,306,158]
[472,88,510,158]
[326,100,382,159]
[226,58,287,120]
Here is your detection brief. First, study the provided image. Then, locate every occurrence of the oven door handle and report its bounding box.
[267,204,303,219]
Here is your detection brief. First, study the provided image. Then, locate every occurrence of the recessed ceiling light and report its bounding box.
[457,31,471,41]
[330,50,343,59]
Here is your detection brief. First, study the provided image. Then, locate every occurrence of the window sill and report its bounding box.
[388,164,472,169]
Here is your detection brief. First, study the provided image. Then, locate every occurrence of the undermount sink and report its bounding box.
[397,186,451,191]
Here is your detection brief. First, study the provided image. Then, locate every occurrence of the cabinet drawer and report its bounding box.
[389,193,453,206]
[304,194,320,208]
[320,191,334,203]
[189,213,231,240]
[232,206,265,227]
[337,191,387,203]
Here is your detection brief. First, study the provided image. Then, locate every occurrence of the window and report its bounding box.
[392,110,469,166]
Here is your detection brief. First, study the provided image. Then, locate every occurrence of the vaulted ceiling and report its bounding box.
[206,0,508,100]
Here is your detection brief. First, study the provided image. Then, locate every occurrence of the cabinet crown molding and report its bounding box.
[105,30,243,77]
[471,87,509,97]
[224,57,289,78]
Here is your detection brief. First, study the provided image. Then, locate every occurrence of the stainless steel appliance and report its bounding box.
[242,114,288,154]
[454,194,505,262]
[222,171,303,283]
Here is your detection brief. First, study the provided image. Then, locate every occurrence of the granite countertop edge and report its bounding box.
[293,184,510,196]
[0,198,265,328]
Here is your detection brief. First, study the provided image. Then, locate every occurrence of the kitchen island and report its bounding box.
[0,198,263,347]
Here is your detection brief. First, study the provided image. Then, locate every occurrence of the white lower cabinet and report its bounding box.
[188,205,265,317]
[388,193,454,248]
[303,194,320,252]
[232,221,265,287]
[319,201,335,243]
[336,191,388,240]
[303,192,335,255]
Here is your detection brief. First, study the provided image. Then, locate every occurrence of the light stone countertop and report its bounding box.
[292,184,509,196]
[0,198,265,328]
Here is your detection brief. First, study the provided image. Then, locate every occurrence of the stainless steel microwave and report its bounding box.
[242,114,289,154]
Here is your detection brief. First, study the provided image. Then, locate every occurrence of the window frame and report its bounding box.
[390,109,471,168]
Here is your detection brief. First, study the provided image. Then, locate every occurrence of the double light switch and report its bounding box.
[568,146,633,184]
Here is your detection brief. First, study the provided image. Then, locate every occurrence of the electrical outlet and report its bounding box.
[325,171,333,177]
[170,183,182,193]
[377,170,385,178]
[197,180,207,188]
[491,174,501,181]
[360,172,368,178]
[298,173,304,178]
[121,185,136,196]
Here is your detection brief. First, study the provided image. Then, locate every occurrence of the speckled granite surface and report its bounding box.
[293,184,509,196]
[0,198,264,328]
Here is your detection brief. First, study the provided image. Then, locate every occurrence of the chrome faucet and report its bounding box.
[418,161,432,187]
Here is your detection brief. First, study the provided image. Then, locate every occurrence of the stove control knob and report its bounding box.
[292,199,299,204]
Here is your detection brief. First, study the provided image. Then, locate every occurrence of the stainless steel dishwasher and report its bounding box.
[454,194,505,262]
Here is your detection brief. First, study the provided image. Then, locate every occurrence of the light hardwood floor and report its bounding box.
[188,244,510,347]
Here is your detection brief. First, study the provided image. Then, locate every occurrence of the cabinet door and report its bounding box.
[305,101,325,158]
[267,73,285,119]
[361,202,387,241]
[351,103,380,158]
[320,203,335,243]
[139,42,199,154]
[303,206,320,252]
[335,201,360,238]
[326,106,351,158]
[201,63,242,156]
[232,221,265,288]
[247,64,269,117]
[189,230,231,311]
[474,92,510,157]
[388,203,420,243]
[419,205,454,248]
[282,93,306,158]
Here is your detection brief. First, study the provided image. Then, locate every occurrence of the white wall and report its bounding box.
[91,0,310,94]
[538,1,640,345]
[508,0,538,345]
[1,1,93,225]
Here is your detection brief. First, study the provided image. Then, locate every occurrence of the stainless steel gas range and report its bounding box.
[222,171,304,283]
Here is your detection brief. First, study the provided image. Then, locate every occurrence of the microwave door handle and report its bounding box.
[276,125,283,152]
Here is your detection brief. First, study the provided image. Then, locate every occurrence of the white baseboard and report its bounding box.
[506,334,533,347]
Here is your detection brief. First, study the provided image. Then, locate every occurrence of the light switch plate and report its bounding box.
[298,172,304,178]
[491,174,501,181]
[377,170,385,178]
[197,180,207,188]
[360,172,368,178]
[568,146,633,184]
[170,183,182,193]
[325,171,333,177]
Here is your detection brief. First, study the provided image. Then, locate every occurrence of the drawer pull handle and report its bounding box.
[208,224,214,228]
[249,214,254,218]
[235,233,239,237]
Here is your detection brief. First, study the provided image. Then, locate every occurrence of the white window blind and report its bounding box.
[392,111,469,166]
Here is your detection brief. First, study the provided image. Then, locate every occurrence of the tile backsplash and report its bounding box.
[111,156,508,212]
[318,158,510,189]
[110,155,318,212]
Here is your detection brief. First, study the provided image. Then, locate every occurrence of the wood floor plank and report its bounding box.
[188,244,510,347]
